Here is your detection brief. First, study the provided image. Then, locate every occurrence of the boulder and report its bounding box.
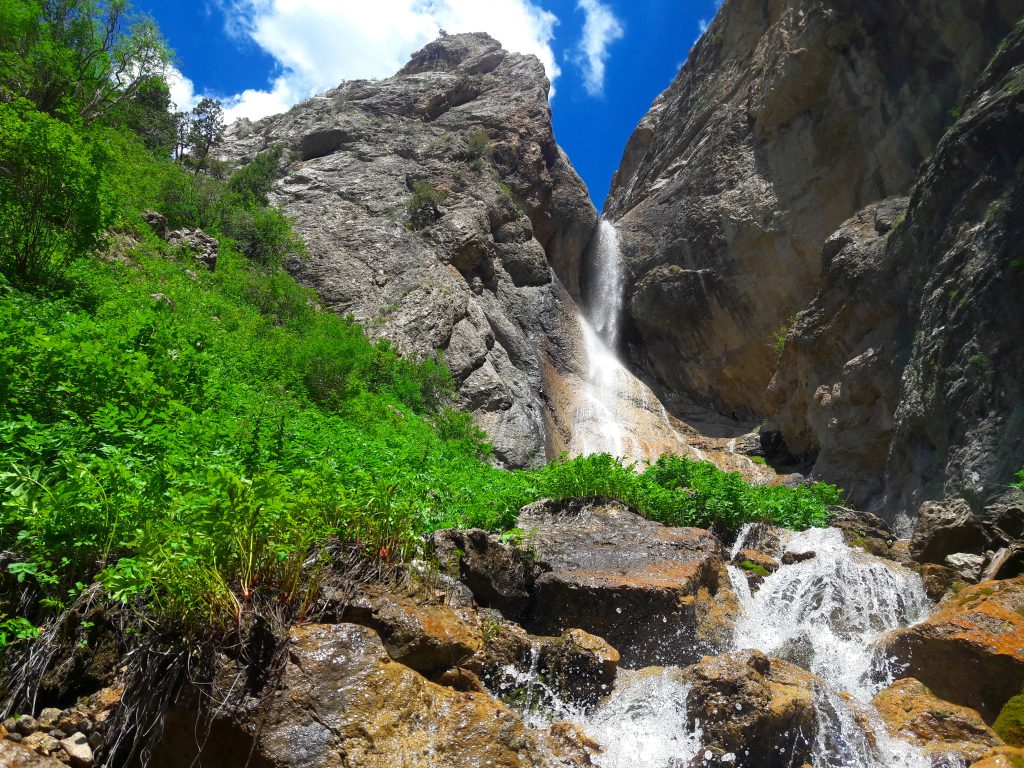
[165,228,218,271]
[341,588,481,675]
[535,629,620,707]
[682,649,818,768]
[947,552,987,583]
[0,740,67,767]
[880,577,1024,722]
[871,678,1004,766]
[970,746,1024,767]
[519,499,731,666]
[918,564,965,602]
[154,623,583,768]
[911,499,989,565]
[430,528,532,619]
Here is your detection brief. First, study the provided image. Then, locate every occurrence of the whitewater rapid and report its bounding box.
[494,527,940,768]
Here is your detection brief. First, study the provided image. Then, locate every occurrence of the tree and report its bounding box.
[109,74,176,154]
[0,100,113,284]
[186,97,224,174]
[0,0,171,125]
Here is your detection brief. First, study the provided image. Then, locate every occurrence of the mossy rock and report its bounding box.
[741,559,770,577]
[995,693,1024,746]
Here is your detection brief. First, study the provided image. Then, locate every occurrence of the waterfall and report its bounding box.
[572,219,689,461]
[494,528,940,768]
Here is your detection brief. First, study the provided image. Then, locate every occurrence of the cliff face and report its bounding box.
[220,33,597,467]
[605,0,1023,421]
[607,0,1024,518]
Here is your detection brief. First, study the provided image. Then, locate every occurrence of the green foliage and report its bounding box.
[740,560,770,577]
[227,146,283,206]
[1013,469,1024,490]
[0,100,114,285]
[467,129,492,171]
[772,314,798,354]
[0,0,171,123]
[406,180,448,230]
[994,693,1024,747]
[535,453,839,533]
[968,353,989,368]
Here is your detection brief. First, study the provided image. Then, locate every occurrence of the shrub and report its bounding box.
[406,180,447,230]
[0,101,114,284]
[227,145,283,206]
[1013,469,1024,490]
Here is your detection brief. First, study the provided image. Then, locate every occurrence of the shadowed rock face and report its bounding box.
[605,0,1024,423]
[765,24,1024,517]
[220,33,597,468]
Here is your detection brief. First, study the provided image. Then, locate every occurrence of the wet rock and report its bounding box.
[735,523,784,559]
[536,629,619,707]
[545,722,601,767]
[35,712,60,732]
[969,746,1024,767]
[694,579,740,654]
[732,548,779,573]
[781,550,816,566]
[872,677,1004,766]
[342,588,481,675]
[829,506,896,558]
[519,498,728,667]
[430,528,533,619]
[155,623,571,768]
[881,577,1024,722]
[911,499,989,565]
[918,564,965,602]
[682,649,817,768]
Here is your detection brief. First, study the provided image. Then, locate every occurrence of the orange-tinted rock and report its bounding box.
[872,677,1004,765]
[970,746,1024,768]
[881,577,1024,722]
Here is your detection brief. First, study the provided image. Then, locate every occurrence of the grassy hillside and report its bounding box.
[0,0,843,652]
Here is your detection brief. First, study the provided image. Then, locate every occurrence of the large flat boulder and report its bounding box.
[519,499,731,667]
[880,577,1024,723]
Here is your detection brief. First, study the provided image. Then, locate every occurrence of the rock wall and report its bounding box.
[220,33,597,467]
[606,0,1023,421]
[767,23,1024,517]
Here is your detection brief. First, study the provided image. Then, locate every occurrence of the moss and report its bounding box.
[741,560,769,577]
[751,456,767,466]
[994,694,1024,746]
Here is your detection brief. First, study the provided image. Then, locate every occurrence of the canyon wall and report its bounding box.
[607,0,1024,516]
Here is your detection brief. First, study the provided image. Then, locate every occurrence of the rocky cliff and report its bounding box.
[606,0,1024,518]
[220,33,597,467]
[606,0,1022,421]
[768,21,1024,516]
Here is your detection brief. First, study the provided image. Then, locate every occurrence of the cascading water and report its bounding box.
[493,527,941,768]
[572,219,700,461]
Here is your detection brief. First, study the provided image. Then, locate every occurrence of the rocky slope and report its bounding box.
[606,0,1024,518]
[220,33,597,467]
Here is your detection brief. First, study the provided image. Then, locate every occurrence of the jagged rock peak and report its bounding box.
[398,32,508,77]
[219,29,596,469]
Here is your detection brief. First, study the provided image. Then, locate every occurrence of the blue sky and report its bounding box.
[136,1,720,209]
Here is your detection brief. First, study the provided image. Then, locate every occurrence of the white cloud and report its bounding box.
[573,0,623,97]
[206,0,560,122]
[166,66,201,112]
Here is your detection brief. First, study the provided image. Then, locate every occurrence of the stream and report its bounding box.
[494,526,940,767]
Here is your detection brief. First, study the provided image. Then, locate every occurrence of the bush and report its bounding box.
[0,101,114,285]
[406,180,448,230]
[227,145,283,206]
